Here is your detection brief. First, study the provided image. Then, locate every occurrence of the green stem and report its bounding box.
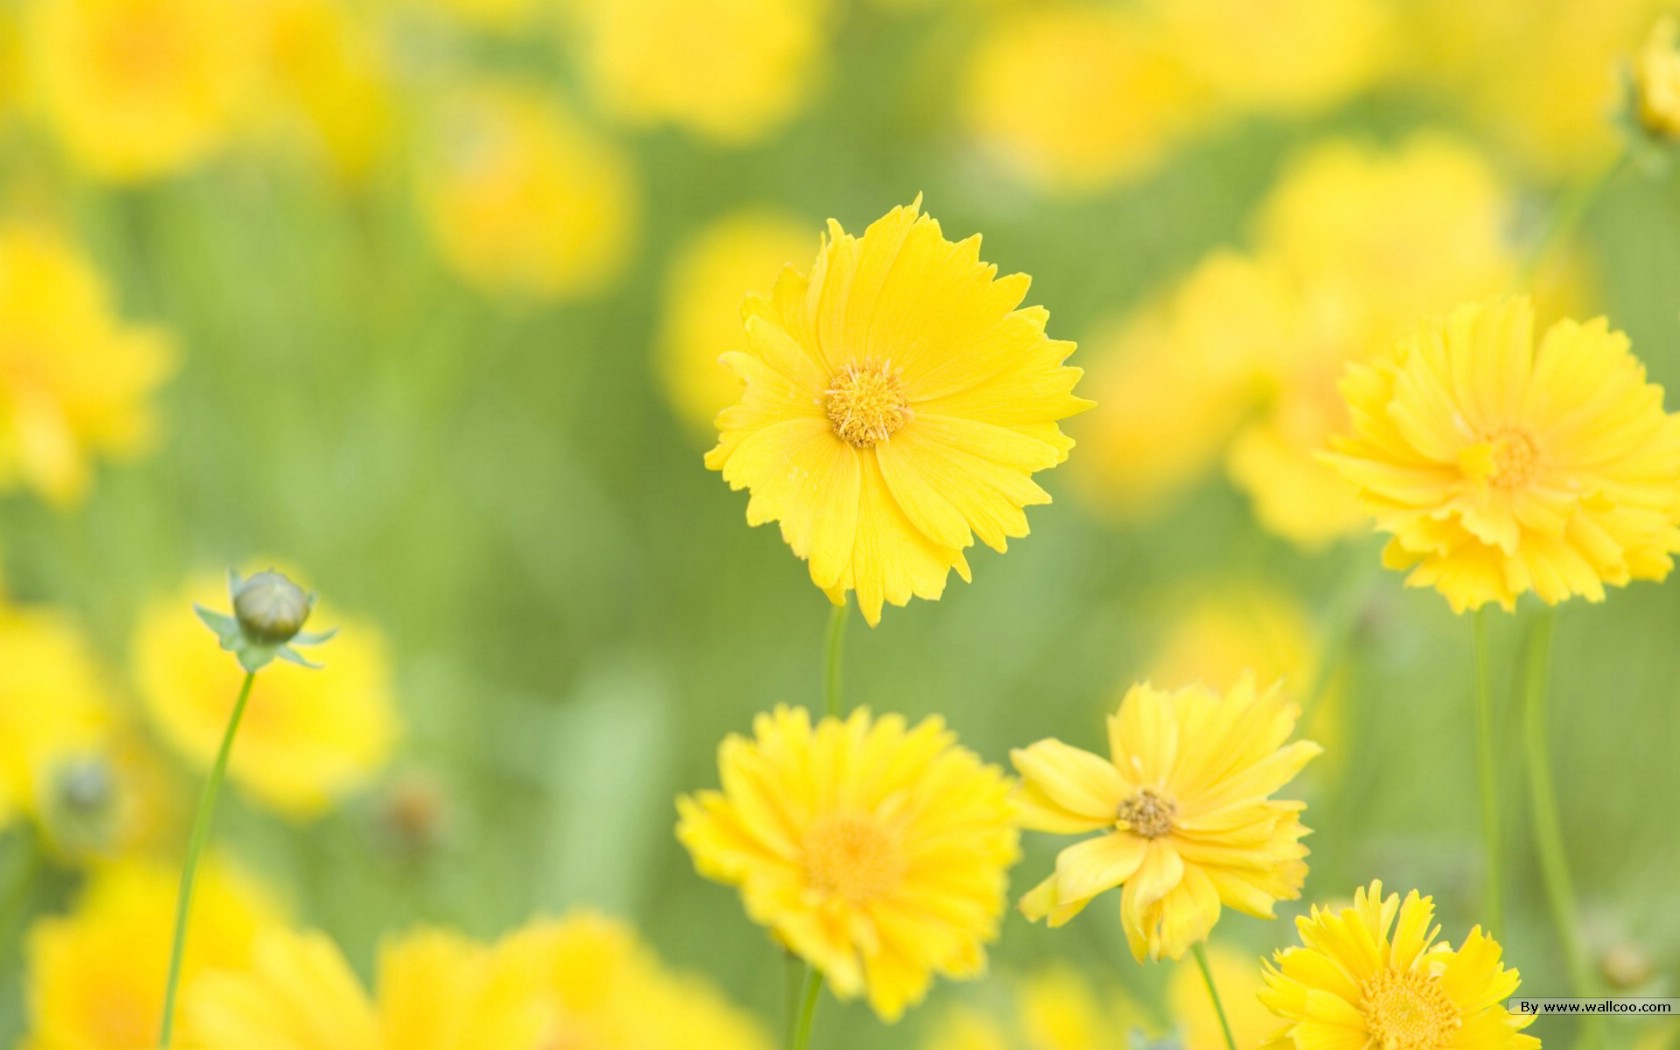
[1520,610,1598,1049]
[822,602,848,719]
[158,670,256,1048]
[1519,154,1627,286]
[1473,609,1504,935]
[788,965,823,1050]
[1192,943,1238,1050]
[0,831,44,948]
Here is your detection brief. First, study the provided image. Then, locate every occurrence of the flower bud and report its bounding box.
[1635,15,1680,140]
[233,570,313,644]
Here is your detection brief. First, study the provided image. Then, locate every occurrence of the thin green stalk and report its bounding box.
[1192,943,1238,1050]
[1473,610,1504,935]
[158,670,256,1048]
[0,831,44,947]
[823,602,848,719]
[1519,154,1628,286]
[789,965,823,1050]
[1521,610,1598,1050]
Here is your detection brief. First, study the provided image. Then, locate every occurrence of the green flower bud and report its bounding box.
[233,570,313,644]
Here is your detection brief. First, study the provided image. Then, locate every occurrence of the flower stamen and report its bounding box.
[803,813,904,904]
[1359,967,1461,1050]
[824,360,911,448]
[1116,787,1175,839]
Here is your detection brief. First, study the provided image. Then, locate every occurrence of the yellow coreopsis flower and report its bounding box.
[134,575,399,819]
[1013,675,1320,961]
[186,913,773,1049]
[658,209,816,436]
[1328,297,1680,612]
[677,705,1019,1021]
[416,82,638,300]
[21,856,283,1050]
[705,199,1088,625]
[962,6,1204,192]
[0,222,174,505]
[1260,881,1537,1050]
[921,966,1155,1050]
[1635,14,1680,138]
[571,0,829,145]
[0,606,114,830]
[25,0,257,181]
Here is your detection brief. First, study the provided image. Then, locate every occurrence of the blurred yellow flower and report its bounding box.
[135,575,399,819]
[571,0,828,145]
[658,209,815,436]
[0,606,113,831]
[25,0,257,181]
[962,6,1203,192]
[21,856,282,1050]
[1071,253,1289,520]
[1167,944,1273,1050]
[705,199,1088,625]
[921,965,1153,1050]
[187,913,772,1049]
[417,83,638,300]
[0,222,174,505]
[252,0,399,184]
[1145,0,1392,117]
[1635,15,1680,139]
[677,705,1019,1021]
[1329,297,1680,612]
[1260,881,1537,1050]
[420,0,548,33]
[1013,675,1319,961]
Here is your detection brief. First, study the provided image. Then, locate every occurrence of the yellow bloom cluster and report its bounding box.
[0,223,173,506]
[186,913,772,1049]
[1330,296,1680,612]
[678,705,1019,1020]
[1075,134,1549,547]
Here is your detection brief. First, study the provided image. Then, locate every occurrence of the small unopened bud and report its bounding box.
[233,570,313,644]
[1601,941,1656,990]
[1635,15,1680,140]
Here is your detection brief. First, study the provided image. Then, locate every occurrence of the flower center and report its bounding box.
[824,360,911,448]
[803,812,904,904]
[1460,427,1540,489]
[1116,788,1176,838]
[1359,967,1461,1050]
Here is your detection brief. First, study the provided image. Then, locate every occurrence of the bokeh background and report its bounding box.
[2,0,1680,1045]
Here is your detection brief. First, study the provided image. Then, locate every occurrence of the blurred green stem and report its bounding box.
[823,602,848,718]
[158,670,256,1048]
[1521,610,1598,1049]
[1473,610,1503,934]
[789,964,823,1050]
[1193,943,1238,1050]
[0,830,44,948]
[1520,153,1627,286]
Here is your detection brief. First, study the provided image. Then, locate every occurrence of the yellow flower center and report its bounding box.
[824,360,911,448]
[1359,967,1462,1050]
[1116,788,1175,838]
[1459,427,1540,489]
[803,813,904,904]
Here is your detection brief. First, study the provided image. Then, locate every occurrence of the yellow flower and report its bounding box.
[25,0,257,181]
[251,0,399,184]
[1260,881,1538,1050]
[920,965,1154,1050]
[677,705,1019,1021]
[962,6,1204,192]
[1635,15,1680,138]
[1168,944,1274,1050]
[1013,675,1319,961]
[571,0,829,144]
[0,606,114,831]
[0,222,174,505]
[1328,297,1680,612]
[1145,0,1393,117]
[658,209,816,436]
[134,574,400,819]
[416,82,638,300]
[186,913,772,1049]
[21,856,283,1050]
[704,199,1088,625]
